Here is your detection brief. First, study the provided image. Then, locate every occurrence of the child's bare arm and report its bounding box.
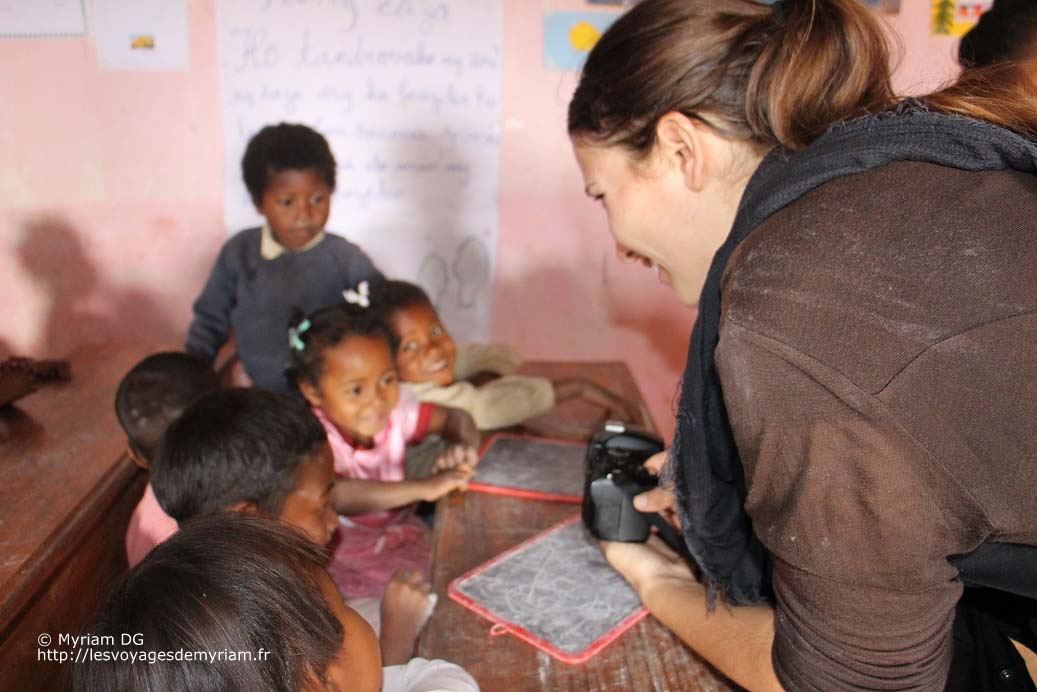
[552,378,644,425]
[332,472,470,514]
[427,404,480,449]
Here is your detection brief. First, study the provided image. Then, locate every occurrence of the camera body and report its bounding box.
[582,422,664,542]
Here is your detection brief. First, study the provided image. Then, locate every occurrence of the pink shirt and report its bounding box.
[313,389,432,527]
[124,482,178,567]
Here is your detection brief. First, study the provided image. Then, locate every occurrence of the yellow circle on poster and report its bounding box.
[569,21,601,52]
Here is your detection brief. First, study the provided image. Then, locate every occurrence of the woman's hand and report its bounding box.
[604,448,698,602]
[603,534,703,606]
[632,450,680,531]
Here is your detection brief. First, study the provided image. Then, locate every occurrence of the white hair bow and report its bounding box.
[343,281,370,308]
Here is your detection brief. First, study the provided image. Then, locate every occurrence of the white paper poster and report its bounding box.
[0,0,85,37]
[217,1,503,342]
[90,0,188,71]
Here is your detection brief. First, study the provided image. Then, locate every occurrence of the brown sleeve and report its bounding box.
[715,321,963,691]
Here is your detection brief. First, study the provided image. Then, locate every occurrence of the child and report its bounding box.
[72,513,479,692]
[287,301,479,597]
[115,351,219,567]
[369,279,643,432]
[959,0,1037,67]
[150,387,434,657]
[185,122,383,393]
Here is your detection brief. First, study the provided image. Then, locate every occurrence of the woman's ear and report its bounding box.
[228,500,260,515]
[298,380,322,408]
[655,112,707,192]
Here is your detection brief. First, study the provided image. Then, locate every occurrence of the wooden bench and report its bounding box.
[0,346,150,691]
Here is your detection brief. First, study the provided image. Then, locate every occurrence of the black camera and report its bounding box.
[582,422,665,542]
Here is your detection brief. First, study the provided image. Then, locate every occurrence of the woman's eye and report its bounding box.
[430,326,442,337]
[346,386,362,396]
[402,341,417,352]
[279,198,293,207]
[381,374,397,387]
[310,195,324,205]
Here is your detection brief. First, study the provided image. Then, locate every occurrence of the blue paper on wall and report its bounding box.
[543,11,619,71]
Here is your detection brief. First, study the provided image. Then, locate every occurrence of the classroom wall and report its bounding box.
[0,0,961,440]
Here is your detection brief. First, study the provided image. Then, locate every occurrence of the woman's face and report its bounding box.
[572,133,744,307]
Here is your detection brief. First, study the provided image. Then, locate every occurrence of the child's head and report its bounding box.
[241,122,336,252]
[288,305,399,446]
[369,280,457,387]
[151,388,338,546]
[73,512,381,692]
[959,0,1037,67]
[114,351,219,468]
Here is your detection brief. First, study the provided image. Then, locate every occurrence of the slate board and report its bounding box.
[469,435,586,503]
[448,517,647,664]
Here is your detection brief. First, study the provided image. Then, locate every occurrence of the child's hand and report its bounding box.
[379,569,437,666]
[429,405,480,449]
[420,468,471,502]
[433,444,478,472]
[445,408,477,446]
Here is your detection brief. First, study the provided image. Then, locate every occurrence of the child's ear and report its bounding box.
[298,380,322,408]
[228,500,259,515]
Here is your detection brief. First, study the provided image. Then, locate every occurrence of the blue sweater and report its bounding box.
[185,227,382,392]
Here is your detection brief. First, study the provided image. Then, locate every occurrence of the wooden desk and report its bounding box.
[0,345,149,691]
[418,361,734,691]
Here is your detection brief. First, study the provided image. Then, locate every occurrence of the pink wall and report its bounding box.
[885,2,962,93]
[1,0,961,440]
[0,0,224,359]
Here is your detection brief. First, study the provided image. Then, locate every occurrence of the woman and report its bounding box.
[568,0,1037,689]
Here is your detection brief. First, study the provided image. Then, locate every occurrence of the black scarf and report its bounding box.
[670,101,1037,608]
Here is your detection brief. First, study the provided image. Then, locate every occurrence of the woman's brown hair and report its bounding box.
[926,60,1037,138]
[569,0,1037,154]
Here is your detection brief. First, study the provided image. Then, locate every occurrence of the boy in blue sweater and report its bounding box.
[186,123,383,392]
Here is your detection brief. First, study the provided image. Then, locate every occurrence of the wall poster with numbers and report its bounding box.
[216,0,502,341]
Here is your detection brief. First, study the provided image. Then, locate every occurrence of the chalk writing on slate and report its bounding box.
[449,517,647,664]
[471,435,586,502]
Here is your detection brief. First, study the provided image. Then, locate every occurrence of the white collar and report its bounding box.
[260,224,326,259]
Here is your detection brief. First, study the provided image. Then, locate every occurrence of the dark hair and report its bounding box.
[286,303,395,389]
[368,279,435,324]
[71,512,343,692]
[114,352,219,462]
[568,0,896,153]
[151,388,327,522]
[241,123,337,205]
[959,0,1037,67]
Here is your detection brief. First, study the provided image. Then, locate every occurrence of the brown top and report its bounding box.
[715,161,1037,690]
